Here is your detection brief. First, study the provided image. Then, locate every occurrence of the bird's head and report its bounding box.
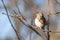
[36,12,42,19]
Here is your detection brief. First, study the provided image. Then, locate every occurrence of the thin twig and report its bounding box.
[2,13,60,33]
[56,12,60,14]
[2,13,46,40]
[1,0,20,40]
[15,0,26,21]
[23,0,42,13]
[2,13,60,34]
[29,18,33,40]
[47,0,50,40]
[55,0,60,5]
[2,13,60,40]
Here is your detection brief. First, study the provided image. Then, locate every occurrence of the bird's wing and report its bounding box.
[42,15,46,25]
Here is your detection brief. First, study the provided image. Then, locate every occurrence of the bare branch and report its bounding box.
[47,0,50,40]
[1,0,60,40]
[2,12,60,40]
[2,12,47,40]
[29,18,33,40]
[15,0,26,21]
[55,0,60,5]
[1,0,20,40]
[23,0,42,13]
[56,12,60,14]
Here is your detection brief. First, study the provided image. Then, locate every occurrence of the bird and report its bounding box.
[34,12,46,30]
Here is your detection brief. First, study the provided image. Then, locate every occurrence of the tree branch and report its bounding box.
[2,12,47,40]
[47,0,50,40]
[56,12,60,14]
[23,0,42,13]
[2,12,60,40]
[55,0,60,5]
[15,0,26,21]
[1,0,20,40]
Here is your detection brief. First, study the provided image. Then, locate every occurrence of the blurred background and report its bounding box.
[0,0,60,40]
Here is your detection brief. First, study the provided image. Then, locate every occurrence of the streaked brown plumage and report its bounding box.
[35,12,46,30]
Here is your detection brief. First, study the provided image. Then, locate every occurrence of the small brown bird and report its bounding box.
[35,12,46,30]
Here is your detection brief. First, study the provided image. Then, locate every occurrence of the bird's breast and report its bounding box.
[35,18,43,27]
